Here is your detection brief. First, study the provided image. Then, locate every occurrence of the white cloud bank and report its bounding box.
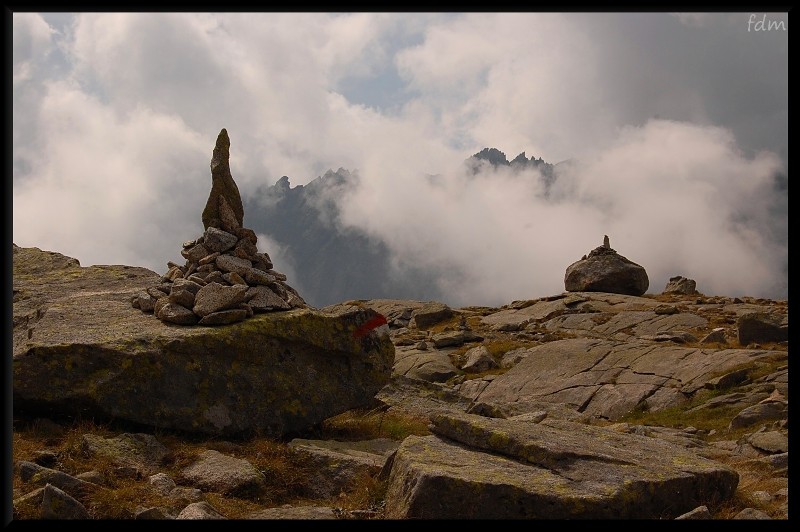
[13,12,787,306]
[338,119,786,306]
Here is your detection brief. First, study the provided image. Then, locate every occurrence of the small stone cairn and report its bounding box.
[564,235,650,296]
[131,128,308,326]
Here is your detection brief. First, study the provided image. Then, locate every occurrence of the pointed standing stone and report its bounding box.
[202,128,244,231]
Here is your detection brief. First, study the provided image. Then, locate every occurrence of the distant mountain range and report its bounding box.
[243,149,558,308]
[468,148,555,180]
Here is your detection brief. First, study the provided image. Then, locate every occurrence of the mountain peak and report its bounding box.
[472,148,509,166]
[467,148,555,183]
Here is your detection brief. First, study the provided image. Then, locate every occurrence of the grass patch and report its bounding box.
[335,471,389,517]
[424,314,464,333]
[619,398,744,437]
[12,415,323,519]
[159,439,205,471]
[201,493,268,519]
[83,478,173,519]
[590,313,613,325]
[748,357,788,379]
[238,438,316,504]
[619,356,787,440]
[707,476,788,520]
[318,408,430,441]
[446,339,531,377]
[457,367,509,382]
[466,315,485,329]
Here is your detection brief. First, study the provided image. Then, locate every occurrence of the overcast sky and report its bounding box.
[12,12,788,306]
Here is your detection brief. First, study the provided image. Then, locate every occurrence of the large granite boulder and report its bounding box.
[13,245,394,438]
[564,236,649,296]
[383,411,738,519]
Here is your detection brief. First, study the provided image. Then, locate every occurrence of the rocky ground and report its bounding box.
[14,128,786,520]
[11,280,788,519]
[368,293,788,519]
[12,246,788,519]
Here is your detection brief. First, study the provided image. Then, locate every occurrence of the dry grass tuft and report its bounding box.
[84,478,173,519]
[320,408,430,441]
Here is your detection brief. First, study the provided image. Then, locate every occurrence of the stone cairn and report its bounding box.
[564,235,650,296]
[131,128,308,326]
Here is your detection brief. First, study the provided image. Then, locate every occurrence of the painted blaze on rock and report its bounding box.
[202,128,245,231]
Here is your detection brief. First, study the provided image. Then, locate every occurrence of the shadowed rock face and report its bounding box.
[737,312,788,345]
[202,128,244,231]
[12,245,394,438]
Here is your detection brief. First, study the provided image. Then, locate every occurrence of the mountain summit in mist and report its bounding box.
[245,168,453,307]
[243,149,557,308]
[469,147,554,177]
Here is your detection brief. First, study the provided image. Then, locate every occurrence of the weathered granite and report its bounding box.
[13,247,394,437]
[383,411,738,519]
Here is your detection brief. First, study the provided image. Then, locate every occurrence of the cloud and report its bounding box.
[554,120,786,299]
[333,119,785,306]
[13,13,55,83]
[395,13,613,161]
[13,13,787,306]
[13,79,209,272]
[669,13,735,28]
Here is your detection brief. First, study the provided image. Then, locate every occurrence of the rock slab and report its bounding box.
[383,411,739,519]
[13,247,394,437]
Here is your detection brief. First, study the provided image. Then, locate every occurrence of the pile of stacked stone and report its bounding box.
[131,128,307,326]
